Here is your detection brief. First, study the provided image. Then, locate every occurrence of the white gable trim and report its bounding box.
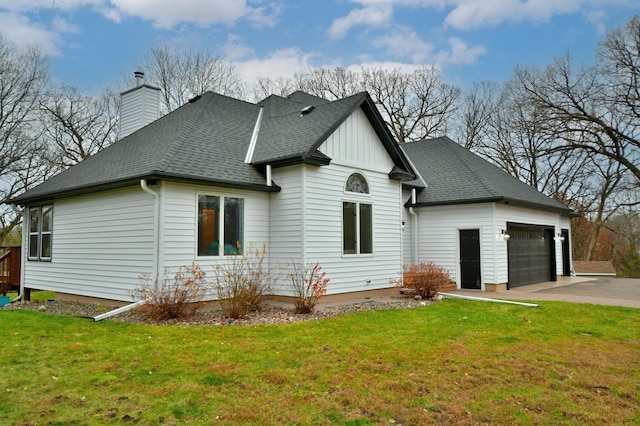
[244,106,264,164]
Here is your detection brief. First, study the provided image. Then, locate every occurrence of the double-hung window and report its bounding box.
[343,173,373,255]
[28,205,53,261]
[197,195,244,256]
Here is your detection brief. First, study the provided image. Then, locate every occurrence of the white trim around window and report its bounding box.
[28,205,53,261]
[342,200,373,256]
[196,193,245,257]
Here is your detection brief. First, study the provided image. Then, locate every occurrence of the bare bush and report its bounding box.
[283,262,329,314]
[132,263,207,321]
[211,243,274,319]
[393,263,452,299]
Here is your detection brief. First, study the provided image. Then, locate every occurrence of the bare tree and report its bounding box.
[454,81,500,149]
[296,67,363,100]
[38,86,119,170]
[0,34,50,242]
[361,66,460,142]
[515,15,640,183]
[135,43,243,113]
[252,66,460,143]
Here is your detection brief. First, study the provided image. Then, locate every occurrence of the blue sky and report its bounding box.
[0,1,637,95]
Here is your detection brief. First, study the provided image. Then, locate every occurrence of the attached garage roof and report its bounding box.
[401,136,575,216]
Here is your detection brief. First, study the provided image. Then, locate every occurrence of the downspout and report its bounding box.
[94,179,158,321]
[408,188,418,264]
[139,178,160,280]
[439,292,538,308]
[266,164,272,186]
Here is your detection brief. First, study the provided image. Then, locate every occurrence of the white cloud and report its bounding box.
[234,47,318,84]
[222,34,255,61]
[435,37,486,64]
[0,12,63,55]
[346,61,425,74]
[107,0,282,29]
[583,9,608,34]
[373,27,486,65]
[52,17,80,34]
[0,0,102,12]
[443,0,582,30]
[327,4,393,39]
[372,26,435,62]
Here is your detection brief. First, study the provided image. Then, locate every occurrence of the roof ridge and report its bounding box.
[155,93,212,172]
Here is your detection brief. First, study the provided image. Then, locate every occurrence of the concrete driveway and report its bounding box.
[450,276,640,308]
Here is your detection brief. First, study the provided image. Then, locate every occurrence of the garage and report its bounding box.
[507,224,557,288]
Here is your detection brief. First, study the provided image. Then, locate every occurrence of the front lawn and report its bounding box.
[1,299,638,424]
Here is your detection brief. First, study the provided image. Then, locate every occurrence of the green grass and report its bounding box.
[1,299,638,425]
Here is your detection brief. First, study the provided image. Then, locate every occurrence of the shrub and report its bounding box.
[394,262,451,299]
[211,242,274,319]
[132,263,207,321]
[283,262,329,314]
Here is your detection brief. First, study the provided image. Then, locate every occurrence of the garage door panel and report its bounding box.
[508,226,552,287]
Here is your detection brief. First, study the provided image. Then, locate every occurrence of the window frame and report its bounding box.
[196,193,245,257]
[342,172,373,256]
[28,204,53,262]
[342,200,374,256]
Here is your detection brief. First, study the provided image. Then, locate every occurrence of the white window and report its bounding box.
[343,173,372,255]
[28,205,53,261]
[197,195,244,256]
[343,202,372,255]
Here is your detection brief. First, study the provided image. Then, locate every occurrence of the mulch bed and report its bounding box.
[1,296,432,326]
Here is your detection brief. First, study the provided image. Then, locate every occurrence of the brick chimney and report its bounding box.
[118,71,161,139]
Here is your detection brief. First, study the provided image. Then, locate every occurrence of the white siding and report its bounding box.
[287,107,403,295]
[24,187,155,301]
[269,166,304,265]
[414,202,568,289]
[415,203,496,289]
[320,107,394,172]
[119,85,161,139]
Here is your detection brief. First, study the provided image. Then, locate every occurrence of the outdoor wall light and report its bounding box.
[497,229,510,241]
[401,220,405,231]
[554,233,565,242]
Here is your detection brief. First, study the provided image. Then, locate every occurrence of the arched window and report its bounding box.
[345,173,369,194]
[343,173,372,255]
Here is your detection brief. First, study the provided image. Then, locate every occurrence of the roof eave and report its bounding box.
[10,173,281,205]
[406,195,576,216]
[254,151,332,168]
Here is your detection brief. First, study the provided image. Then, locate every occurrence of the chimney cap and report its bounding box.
[134,71,144,86]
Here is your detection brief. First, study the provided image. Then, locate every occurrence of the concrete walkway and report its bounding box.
[448,276,640,308]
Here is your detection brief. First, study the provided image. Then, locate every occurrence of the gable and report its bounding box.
[319,107,394,173]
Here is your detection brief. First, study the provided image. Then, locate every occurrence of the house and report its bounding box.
[401,137,575,291]
[9,80,574,304]
[10,80,415,303]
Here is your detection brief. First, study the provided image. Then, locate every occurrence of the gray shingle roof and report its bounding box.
[401,136,575,216]
[11,92,271,204]
[12,90,415,205]
[252,92,368,164]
